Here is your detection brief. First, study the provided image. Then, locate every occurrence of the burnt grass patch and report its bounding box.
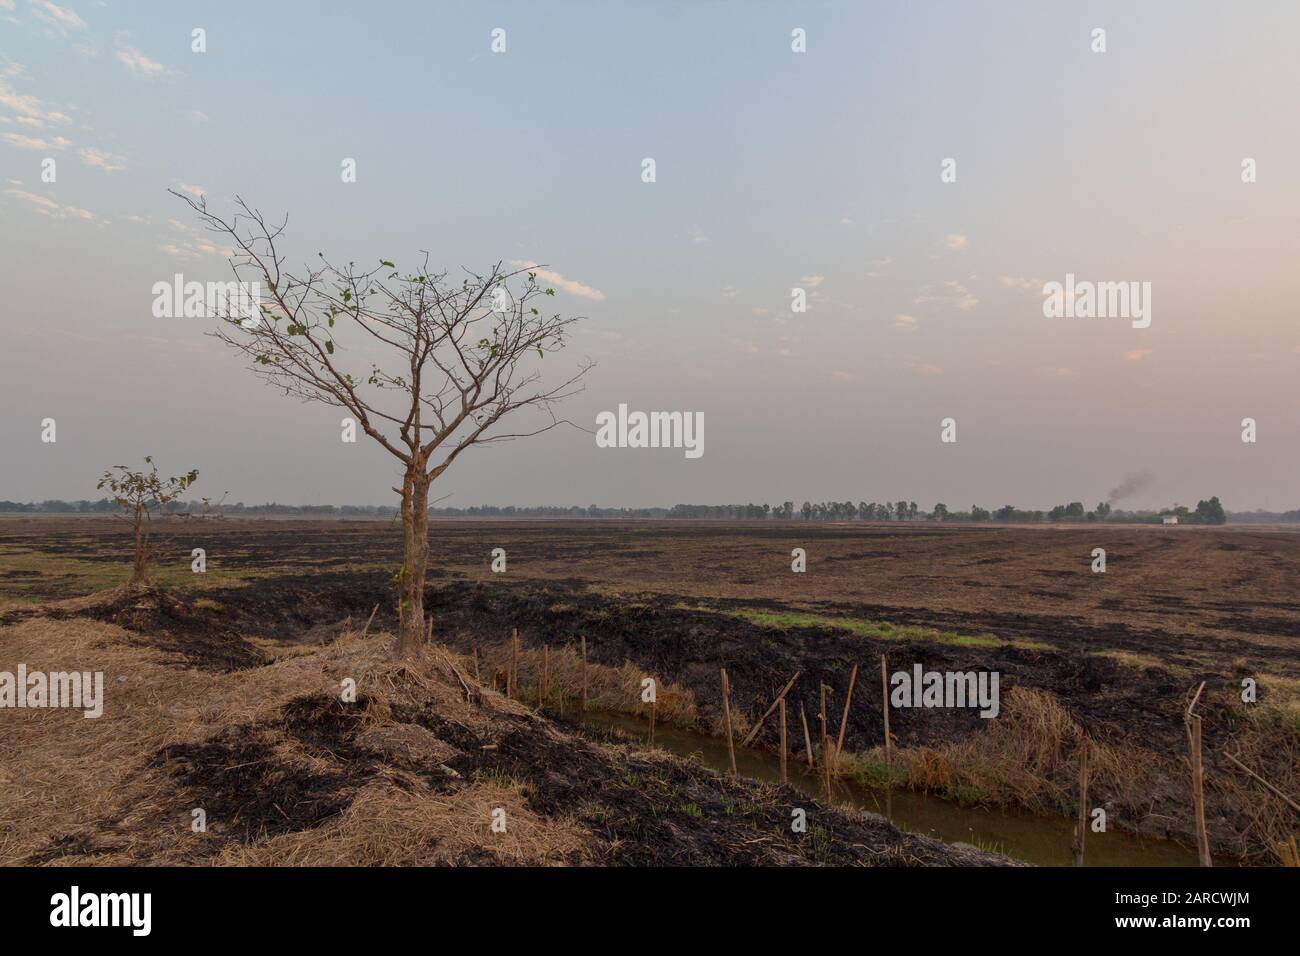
[164,570,1256,761]
[22,572,406,671]
[35,683,1005,866]
[417,578,1217,758]
[152,729,358,846]
[64,585,274,671]
[134,694,386,857]
[447,722,1008,866]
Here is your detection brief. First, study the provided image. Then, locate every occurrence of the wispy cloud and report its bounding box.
[30,0,86,32]
[174,181,207,198]
[1125,349,1153,362]
[894,313,917,330]
[510,260,606,302]
[78,145,124,171]
[158,236,236,261]
[944,233,969,251]
[914,280,978,312]
[5,186,100,222]
[116,46,165,76]
[2,131,71,149]
[0,76,73,124]
[998,275,1045,291]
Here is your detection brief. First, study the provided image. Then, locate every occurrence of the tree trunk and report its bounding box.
[396,466,430,658]
[130,503,148,585]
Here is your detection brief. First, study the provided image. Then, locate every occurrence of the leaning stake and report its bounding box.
[360,603,379,639]
[740,671,801,747]
[835,663,859,768]
[800,702,815,771]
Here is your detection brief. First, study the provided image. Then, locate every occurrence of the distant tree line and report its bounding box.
[0,495,1253,524]
[0,498,399,517]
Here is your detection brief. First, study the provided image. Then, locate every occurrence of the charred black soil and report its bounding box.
[4,519,1295,865]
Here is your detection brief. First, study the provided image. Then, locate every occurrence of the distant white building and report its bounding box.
[1162,516,1179,525]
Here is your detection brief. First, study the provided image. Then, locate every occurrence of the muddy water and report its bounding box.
[574,709,1200,867]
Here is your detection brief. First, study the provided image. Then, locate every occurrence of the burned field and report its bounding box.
[1,518,1297,865]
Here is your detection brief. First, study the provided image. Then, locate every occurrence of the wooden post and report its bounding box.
[472,645,481,684]
[720,668,737,775]
[1072,740,1090,866]
[510,629,519,700]
[649,696,656,748]
[360,603,379,638]
[1222,749,1300,812]
[740,671,801,747]
[819,683,831,797]
[800,702,815,770]
[1185,682,1213,868]
[580,635,588,712]
[881,654,893,766]
[835,663,859,768]
[541,644,550,712]
[778,697,788,784]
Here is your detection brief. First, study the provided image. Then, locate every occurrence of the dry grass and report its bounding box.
[0,608,597,866]
[868,684,1299,864]
[220,777,587,866]
[473,638,700,728]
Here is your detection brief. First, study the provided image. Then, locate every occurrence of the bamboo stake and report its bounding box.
[778,697,788,784]
[720,668,737,775]
[881,654,893,766]
[1072,740,1090,866]
[541,644,550,712]
[360,603,379,638]
[834,663,859,766]
[580,635,588,712]
[740,671,801,747]
[1222,750,1300,812]
[649,696,656,748]
[800,702,814,770]
[819,683,831,797]
[509,629,519,700]
[472,645,481,684]
[1185,682,1212,867]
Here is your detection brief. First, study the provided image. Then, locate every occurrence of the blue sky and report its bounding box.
[2,1,1298,510]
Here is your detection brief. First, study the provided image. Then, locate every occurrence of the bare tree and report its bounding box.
[98,457,199,585]
[172,192,592,658]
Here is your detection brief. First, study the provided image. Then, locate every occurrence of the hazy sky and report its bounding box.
[2,1,1297,511]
